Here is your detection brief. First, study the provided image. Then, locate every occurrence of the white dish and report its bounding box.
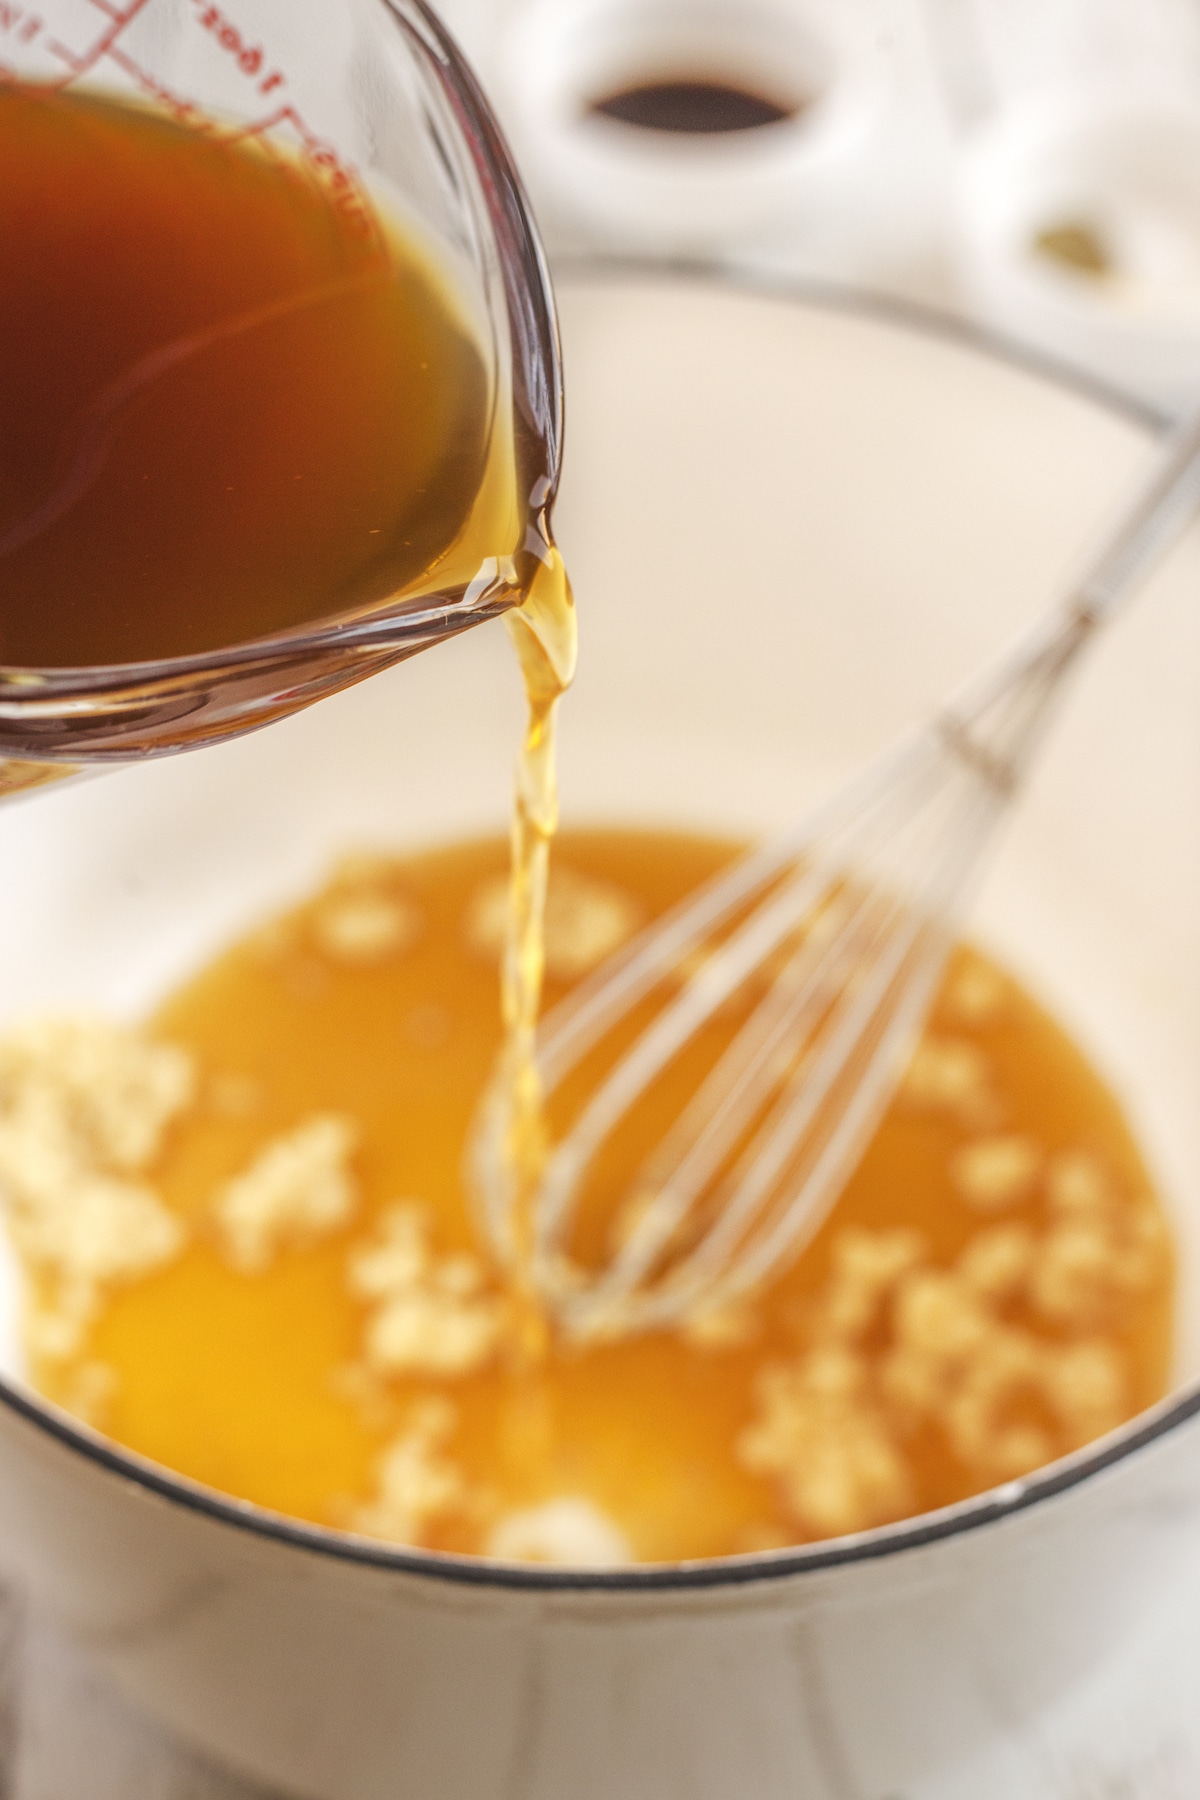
[493,0,883,251]
[0,273,1196,1798]
[956,88,1200,414]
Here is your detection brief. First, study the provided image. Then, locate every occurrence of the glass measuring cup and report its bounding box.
[0,0,561,783]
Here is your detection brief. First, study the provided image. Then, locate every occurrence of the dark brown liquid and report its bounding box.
[591,79,797,134]
[0,86,494,668]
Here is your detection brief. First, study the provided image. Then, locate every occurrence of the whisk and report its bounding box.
[472,407,1200,1340]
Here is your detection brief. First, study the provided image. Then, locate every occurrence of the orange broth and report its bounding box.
[25,829,1171,1563]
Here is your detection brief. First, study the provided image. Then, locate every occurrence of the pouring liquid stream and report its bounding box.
[497,552,577,1360]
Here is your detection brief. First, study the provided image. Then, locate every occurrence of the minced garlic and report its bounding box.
[1046,1149,1114,1216]
[58,1359,117,1428]
[312,891,421,964]
[214,1114,358,1273]
[884,1263,1051,1478]
[819,1227,924,1342]
[0,1016,194,1173]
[465,864,642,981]
[900,1034,995,1122]
[743,1166,1163,1528]
[486,1497,633,1566]
[951,1134,1042,1211]
[957,1222,1036,1300]
[1043,1339,1128,1447]
[892,1267,994,1364]
[0,1018,193,1360]
[348,1203,504,1378]
[739,1346,912,1537]
[939,1326,1050,1476]
[351,1397,466,1544]
[1031,1206,1163,1328]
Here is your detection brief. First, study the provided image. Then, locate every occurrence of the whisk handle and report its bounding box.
[1076,405,1200,625]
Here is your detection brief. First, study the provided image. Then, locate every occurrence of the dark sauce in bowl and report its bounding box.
[590,78,802,135]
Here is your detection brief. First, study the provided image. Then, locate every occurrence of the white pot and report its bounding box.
[0,274,1196,1797]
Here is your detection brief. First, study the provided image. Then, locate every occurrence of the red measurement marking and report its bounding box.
[47,0,151,76]
[0,4,42,41]
[107,42,207,127]
[188,0,282,92]
[24,0,380,255]
[228,102,383,249]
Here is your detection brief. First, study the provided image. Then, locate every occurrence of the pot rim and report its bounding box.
[2,261,1189,1595]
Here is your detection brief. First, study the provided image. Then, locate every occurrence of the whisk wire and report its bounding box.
[553,882,894,1309]
[558,730,1010,1333]
[533,738,956,1251]
[695,778,1007,1306]
[537,731,946,1085]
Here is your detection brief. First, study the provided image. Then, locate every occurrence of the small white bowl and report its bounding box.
[492,0,884,252]
[956,88,1200,414]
